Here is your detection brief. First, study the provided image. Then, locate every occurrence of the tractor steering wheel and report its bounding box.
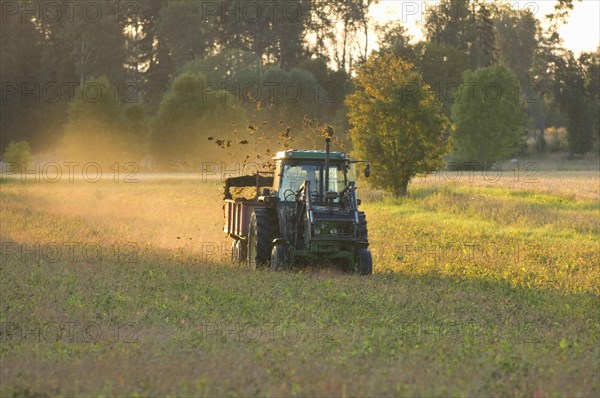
[340,182,351,196]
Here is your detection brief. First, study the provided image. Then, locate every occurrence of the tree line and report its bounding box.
[1,0,598,178]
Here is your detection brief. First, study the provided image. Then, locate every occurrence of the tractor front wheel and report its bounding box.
[231,239,247,264]
[271,245,290,271]
[358,248,373,275]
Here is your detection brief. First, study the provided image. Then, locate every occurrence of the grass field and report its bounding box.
[1,168,599,396]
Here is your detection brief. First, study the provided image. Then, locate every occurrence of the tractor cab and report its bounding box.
[272,149,356,206]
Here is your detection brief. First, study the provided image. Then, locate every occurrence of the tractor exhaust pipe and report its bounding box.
[324,138,331,193]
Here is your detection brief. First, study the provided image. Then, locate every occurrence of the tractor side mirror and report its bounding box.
[364,164,371,178]
[262,188,271,196]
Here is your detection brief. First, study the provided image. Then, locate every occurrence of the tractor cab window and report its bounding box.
[279,163,348,201]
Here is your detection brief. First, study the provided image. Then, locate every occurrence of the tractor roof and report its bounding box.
[274,150,348,161]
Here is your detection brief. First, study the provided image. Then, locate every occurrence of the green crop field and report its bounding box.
[1,170,598,396]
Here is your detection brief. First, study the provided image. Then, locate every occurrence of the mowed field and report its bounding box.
[0,168,599,396]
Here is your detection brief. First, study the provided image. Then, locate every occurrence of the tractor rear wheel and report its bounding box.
[358,248,373,275]
[248,208,278,268]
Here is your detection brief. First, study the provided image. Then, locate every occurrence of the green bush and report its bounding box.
[60,76,147,166]
[3,140,32,171]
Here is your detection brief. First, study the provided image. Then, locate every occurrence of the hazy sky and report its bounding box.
[370,0,600,56]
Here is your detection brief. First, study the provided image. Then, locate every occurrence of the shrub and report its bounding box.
[3,140,32,171]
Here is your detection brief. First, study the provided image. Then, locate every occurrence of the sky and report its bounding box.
[369,0,600,56]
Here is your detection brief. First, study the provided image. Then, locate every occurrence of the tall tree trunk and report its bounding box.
[363,20,368,61]
[538,100,546,156]
[80,35,85,87]
[341,23,348,72]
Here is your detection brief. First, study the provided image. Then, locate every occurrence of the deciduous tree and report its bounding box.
[346,53,451,196]
[451,65,526,165]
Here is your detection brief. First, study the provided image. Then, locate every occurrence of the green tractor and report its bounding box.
[223,139,372,274]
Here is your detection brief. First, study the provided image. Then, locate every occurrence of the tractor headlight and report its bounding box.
[314,228,321,235]
[330,228,338,235]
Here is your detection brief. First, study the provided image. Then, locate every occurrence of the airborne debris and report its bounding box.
[208,137,214,141]
[323,125,334,137]
[239,140,249,145]
[248,124,257,130]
